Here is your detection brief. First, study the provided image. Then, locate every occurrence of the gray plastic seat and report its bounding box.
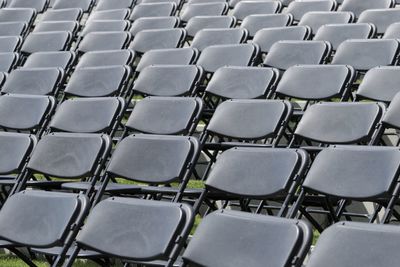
[0,36,21,52]
[314,23,375,51]
[232,1,281,21]
[384,22,400,39]
[285,0,337,21]
[197,44,259,74]
[205,66,279,99]
[253,26,311,54]
[77,31,131,53]
[241,13,293,38]
[49,97,125,134]
[293,102,384,145]
[64,66,130,97]
[133,65,203,96]
[181,3,228,23]
[188,0,225,3]
[182,210,312,267]
[95,0,134,11]
[186,16,236,38]
[52,0,94,12]
[136,48,198,72]
[8,0,49,13]
[308,222,400,267]
[80,20,130,37]
[263,40,331,71]
[21,31,72,54]
[0,8,36,27]
[34,21,79,34]
[76,49,135,68]
[356,66,400,102]
[129,28,186,54]
[23,51,75,70]
[130,3,177,21]
[87,8,130,21]
[0,52,18,72]
[229,0,277,8]
[41,8,82,21]
[191,28,247,51]
[130,16,180,37]
[139,0,182,5]
[298,11,354,34]
[358,8,400,35]
[275,64,355,101]
[126,97,203,135]
[340,0,394,17]
[0,22,27,36]
[332,39,400,72]
[380,92,400,132]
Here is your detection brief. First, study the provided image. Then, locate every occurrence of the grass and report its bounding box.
[0,254,99,267]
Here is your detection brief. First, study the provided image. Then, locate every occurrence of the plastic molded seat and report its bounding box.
[241,13,293,38]
[191,28,247,51]
[298,11,354,34]
[80,20,130,37]
[182,210,312,267]
[381,92,400,131]
[133,65,202,96]
[314,23,375,50]
[34,21,79,34]
[358,8,400,35]
[0,8,36,26]
[181,3,228,23]
[186,16,236,38]
[0,36,21,52]
[285,0,337,21]
[0,53,18,72]
[130,3,177,21]
[95,0,134,11]
[340,0,394,17]
[232,1,281,21]
[77,31,131,53]
[87,9,129,21]
[130,17,179,37]
[332,39,400,71]
[23,51,75,70]
[41,8,82,21]
[0,22,27,36]
[8,0,48,13]
[263,40,331,71]
[21,31,72,54]
[76,49,135,68]
[52,0,94,12]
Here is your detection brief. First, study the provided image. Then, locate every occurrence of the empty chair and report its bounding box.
[95,0,134,11]
[75,49,135,69]
[80,20,130,37]
[308,222,400,267]
[64,66,131,97]
[41,8,82,21]
[139,0,182,5]
[197,44,259,74]
[136,48,198,72]
[356,66,400,102]
[188,0,225,3]
[181,3,229,24]
[34,21,79,34]
[132,65,203,96]
[290,146,400,227]
[130,3,177,21]
[314,23,375,51]
[1,68,63,96]
[21,31,72,54]
[332,39,400,72]
[384,22,400,39]
[23,51,75,71]
[241,13,293,38]
[275,64,355,103]
[182,210,311,267]
[340,0,394,17]
[8,0,49,13]
[186,16,236,38]
[0,8,36,27]
[298,11,354,34]
[253,26,311,54]
[229,0,277,8]
[64,198,193,267]
[191,28,247,51]
[232,1,281,21]
[358,9,400,36]
[87,8,130,21]
[0,22,27,36]
[290,102,384,147]
[0,36,21,52]
[0,53,18,72]
[130,16,180,37]
[129,28,186,54]
[263,40,331,71]
[52,0,94,12]
[49,97,125,135]
[374,92,400,146]
[125,97,203,136]
[77,31,131,53]
[285,0,337,21]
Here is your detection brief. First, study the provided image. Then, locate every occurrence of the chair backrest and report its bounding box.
[358,8,400,35]
[21,31,72,54]
[0,52,18,72]
[77,31,131,53]
[384,22,400,39]
[382,92,400,130]
[181,3,228,23]
[95,0,134,11]
[232,1,281,21]
[0,36,21,52]
[129,28,185,54]
[298,11,354,34]
[130,16,179,37]
[191,28,248,52]
[130,3,176,21]
[9,0,49,13]
[340,0,394,17]
[23,51,75,70]
[0,21,27,36]
[34,21,79,34]
[52,0,94,12]
[186,15,236,38]
[75,49,135,68]
[41,8,82,22]
[241,13,292,38]
[0,8,36,26]
[80,19,130,37]
[286,0,337,21]
[87,8,129,21]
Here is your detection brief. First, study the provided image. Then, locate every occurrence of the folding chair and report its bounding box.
[290,146,400,229]
[373,92,400,146]
[188,0,226,3]
[64,198,193,267]
[0,22,27,36]
[80,20,130,37]
[314,23,376,51]
[8,0,49,13]
[182,210,312,267]
[34,21,79,35]
[23,51,76,71]
[0,36,22,52]
[263,40,331,71]
[130,3,177,21]
[129,28,186,54]
[52,0,94,13]
[232,1,281,22]
[0,52,19,72]
[229,0,273,8]
[340,0,394,17]
[289,102,385,148]
[298,11,354,34]
[180,3,228,24]
[21,31,72,55]
[0,8,36,28]
[356,66,400,103]
[64,66,131,98]
[253,26,311,54]
[384,22,400,39]
[285,0,337,22]
[87,8,130,21]
[75,49,135,69]
[77,31,131,53]
[241,13,293,39]
[191,28,247,51]
[136,47,198,73]
[1,68,63,96]
[358,8,400,36]
[132,65,203,97]
[0,94,55,136]
[332,39,400,72]
[196,43,260,75]
[139,0,182,5]
[307,222,400,267]
[95,0,134,11]
[130,16,180,37]
[124,96,203,136]
[41,8,83,22]
[186,15,236,39]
